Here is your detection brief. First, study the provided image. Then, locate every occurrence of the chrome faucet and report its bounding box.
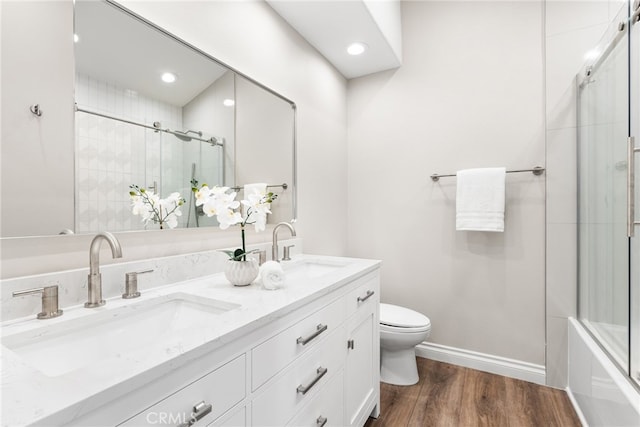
[86,231,123,308]
[272,222,296,262]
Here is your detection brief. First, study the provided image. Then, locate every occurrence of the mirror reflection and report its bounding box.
[74,0,234,232]
[0,0,297,238]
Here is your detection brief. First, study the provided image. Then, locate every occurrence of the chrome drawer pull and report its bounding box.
[296,324,328,345]
[357,290,375,303]
[316,416,328,427]
[296,366,328,395]
[176,401,212,427]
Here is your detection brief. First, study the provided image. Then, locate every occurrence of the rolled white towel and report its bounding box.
[260,261,285,290]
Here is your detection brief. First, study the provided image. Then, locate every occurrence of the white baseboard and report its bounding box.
[415,342,546,386]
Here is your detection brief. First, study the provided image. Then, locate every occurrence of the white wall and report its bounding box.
[0,1,75,238]
[0,0,348,278]
[347,1,546,365]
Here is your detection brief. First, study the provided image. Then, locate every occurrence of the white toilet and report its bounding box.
[379,303,431,386]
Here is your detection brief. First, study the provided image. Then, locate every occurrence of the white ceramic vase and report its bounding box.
[224,258,259,287]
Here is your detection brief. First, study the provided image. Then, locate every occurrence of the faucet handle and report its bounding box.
[123,269,153,299]
[258,250,267,266]
[13,285,63,319]
[282,245,295,261]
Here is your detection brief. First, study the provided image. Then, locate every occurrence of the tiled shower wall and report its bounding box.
[75,73,183,233]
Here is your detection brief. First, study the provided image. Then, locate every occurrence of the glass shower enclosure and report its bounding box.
[577,1,639,386]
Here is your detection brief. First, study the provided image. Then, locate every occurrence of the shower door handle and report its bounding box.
[628,137,640,237]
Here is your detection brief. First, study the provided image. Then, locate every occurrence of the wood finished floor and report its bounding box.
[364,358,582,427]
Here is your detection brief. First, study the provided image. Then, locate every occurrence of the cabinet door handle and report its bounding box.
[296,366,328,395]
[296,324,328,345]
[176,401,212,427]
[357,290,375,303]
[316,416,328,427]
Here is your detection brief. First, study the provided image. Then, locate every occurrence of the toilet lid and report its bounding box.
[380,303,430,328]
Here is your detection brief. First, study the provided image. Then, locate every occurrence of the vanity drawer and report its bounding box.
[207,405,245,427]
[251,326,346,426]
[251,296,346,390]
[286,368,344,427]
[346,274,379,319]
[120,354,246,427]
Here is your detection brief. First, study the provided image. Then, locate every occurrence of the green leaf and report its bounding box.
[233,248,244,258]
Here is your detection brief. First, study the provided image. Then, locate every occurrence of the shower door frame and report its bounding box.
[576,0,638,388]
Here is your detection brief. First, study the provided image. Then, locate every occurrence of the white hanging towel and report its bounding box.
[243,182,267,198]
[456,167,506,232]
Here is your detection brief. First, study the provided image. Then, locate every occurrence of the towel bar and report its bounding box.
[430,166,545,182]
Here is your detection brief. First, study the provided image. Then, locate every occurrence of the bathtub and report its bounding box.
[568,318,640,426]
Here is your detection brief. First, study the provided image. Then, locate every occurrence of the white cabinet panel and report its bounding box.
[252,326,347,426]
[120,355,245,427]
[287,369,344,427]
[252,295,346,391]
[346,313,376,427]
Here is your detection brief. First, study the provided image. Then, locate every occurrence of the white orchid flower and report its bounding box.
[217,208,242,229]
[194,185,212,206]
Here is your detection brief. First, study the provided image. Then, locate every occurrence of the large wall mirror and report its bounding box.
[1,0,296,238]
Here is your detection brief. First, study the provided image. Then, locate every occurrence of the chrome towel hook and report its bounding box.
[30,104,42,117]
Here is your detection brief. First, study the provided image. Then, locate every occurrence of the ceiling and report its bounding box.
[266,0,402,79]
[75,1,228,107]
[75,0,402,107]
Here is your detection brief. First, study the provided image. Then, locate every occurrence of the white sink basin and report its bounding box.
[282,258,350,279]
[3,293,239,377]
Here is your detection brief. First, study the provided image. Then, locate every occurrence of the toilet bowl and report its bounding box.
[379,303,431,386]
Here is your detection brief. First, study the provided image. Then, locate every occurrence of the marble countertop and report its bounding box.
[1,254,380,427]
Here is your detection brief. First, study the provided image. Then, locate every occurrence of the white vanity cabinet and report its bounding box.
[250,269,380,427]
[345,276,381,427]
[29,261,380,427]
[119,355,246,427]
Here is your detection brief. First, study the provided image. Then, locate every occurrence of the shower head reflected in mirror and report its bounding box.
[173,130,202,141]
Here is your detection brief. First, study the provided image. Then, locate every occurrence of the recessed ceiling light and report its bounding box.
[73,33,79,43]
[161,72,177,83]
[347,42,368,56]
[223,99,235,107]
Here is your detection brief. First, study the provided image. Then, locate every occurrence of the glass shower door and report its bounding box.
[630,1,640,385]
[577,14,630,369]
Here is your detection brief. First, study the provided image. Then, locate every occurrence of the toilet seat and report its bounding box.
[380,303,431,333]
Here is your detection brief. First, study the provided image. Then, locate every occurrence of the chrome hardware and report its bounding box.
[29,104,42,117]
[296,366,328,395]
[13,285,63,319]
[147,180,158,194]
[297,324,328,345]
[431,166,545,182]
[272,222,296,262]
[176,401,212,427]
[123,269,153,299]
[258,250,267,266]
[357,290,375,303]
[317,416,328,427]
[86,232,123,308]
[282,244,295,261]
[633,0,640,23]
[628,137,640,237]
[76,106,223,147]
[618,21,626,31]
[347,339,355,350]
[230,182,288,191]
